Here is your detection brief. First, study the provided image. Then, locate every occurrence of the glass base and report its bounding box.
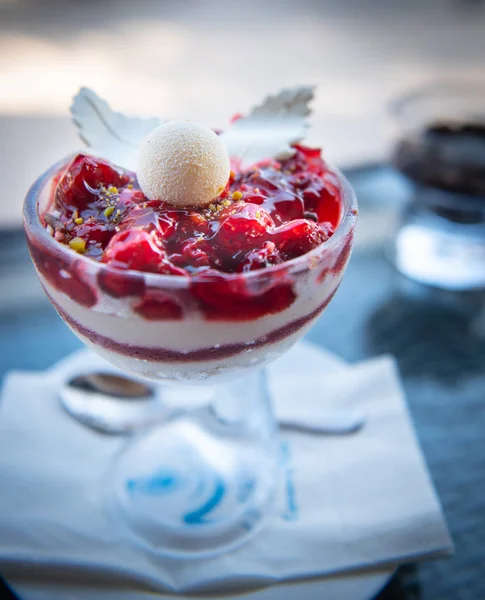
[391,200,485,291]
[106,370,278,558]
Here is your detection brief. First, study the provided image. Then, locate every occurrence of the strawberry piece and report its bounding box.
[133,295,183,320]
[71,219,113,249]
[244,192,265,205]
[171,239,212,270]
[289,144,325,175]
[97,267,146,298]
[28,241,96,307]
[102,230,165,273]
[192,271,295,320]
[157,260,187,276]
[56,154,130,212]
[302,174,341,229]
[216,203,274,249]
[238,241,282,272]
[272,219,329,260]
[119,201,177,238]
[269,190,305,225]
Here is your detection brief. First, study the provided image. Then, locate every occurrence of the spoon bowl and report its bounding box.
[60,372,366,435]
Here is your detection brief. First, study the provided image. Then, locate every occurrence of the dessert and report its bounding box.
[24,87,357,383]
[393,121,485,199]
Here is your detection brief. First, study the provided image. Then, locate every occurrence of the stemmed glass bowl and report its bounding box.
[23,156,357,558]
[389,79,485,290]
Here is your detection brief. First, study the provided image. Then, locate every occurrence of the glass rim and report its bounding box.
[389,76,485,122]
[23,154,358,287]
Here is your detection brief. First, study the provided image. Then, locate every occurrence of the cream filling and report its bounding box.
[75,323,315,384]
[42,271,341,352]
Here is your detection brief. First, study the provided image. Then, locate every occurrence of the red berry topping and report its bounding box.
[71,219,113,249]
[28,241,96,307]
[238,241,282,272]
[192,271,296,321]
[46,147,345,318]
[133,294,183,320]
[97,268,146,298]
[301,173,341,230]
[273,219,329,260]
[102,230,165,273]
[119,200,177,238]
[269,190,305,225]
[56,154,130,212]
[171,239,212,270]
[216,203,273,249]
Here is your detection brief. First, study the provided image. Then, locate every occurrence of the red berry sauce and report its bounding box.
[46,146,341,275]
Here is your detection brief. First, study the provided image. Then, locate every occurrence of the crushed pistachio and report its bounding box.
[232,190,243,200]
[222,199,231,207]
[107,186,119,194]
[104,206,115,218]
[74,217,84,225]
[255,211,261,219]
[45,213,65,231]
[216,185,225,195]
[69,237,86,253]
[208,203,216,212]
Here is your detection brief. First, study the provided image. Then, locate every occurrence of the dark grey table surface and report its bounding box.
[1,167,484,599]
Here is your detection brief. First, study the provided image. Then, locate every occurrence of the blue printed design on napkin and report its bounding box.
[281,442,298,521]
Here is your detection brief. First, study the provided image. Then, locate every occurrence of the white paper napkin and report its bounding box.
[0,342,452,596]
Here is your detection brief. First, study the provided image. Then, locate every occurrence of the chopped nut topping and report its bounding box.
[69,237,86,253]
[45,214,65,231]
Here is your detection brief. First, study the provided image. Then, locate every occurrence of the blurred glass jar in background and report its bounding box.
[389,80,485,291]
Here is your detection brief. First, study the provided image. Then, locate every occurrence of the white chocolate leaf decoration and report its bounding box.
[70,85,315,171]
[220,86,315,168]
[70,87,163,171]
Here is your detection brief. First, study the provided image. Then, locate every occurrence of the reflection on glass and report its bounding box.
[389,80,485,290]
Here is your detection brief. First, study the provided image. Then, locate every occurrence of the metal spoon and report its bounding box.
[60,372,366,435]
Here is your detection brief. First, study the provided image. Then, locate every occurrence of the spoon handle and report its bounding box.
[278,409,365,435]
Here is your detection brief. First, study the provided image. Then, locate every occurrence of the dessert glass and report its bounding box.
[23,156,357,557]
[389,79,485,290]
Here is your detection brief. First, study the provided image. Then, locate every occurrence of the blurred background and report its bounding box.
[1,1,485,599]
[1,0,485,228]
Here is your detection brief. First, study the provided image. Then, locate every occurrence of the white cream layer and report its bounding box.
[41,270,341,353]
[75,319,316,383]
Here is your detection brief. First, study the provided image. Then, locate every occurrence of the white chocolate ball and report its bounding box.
[137,120,230,207]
